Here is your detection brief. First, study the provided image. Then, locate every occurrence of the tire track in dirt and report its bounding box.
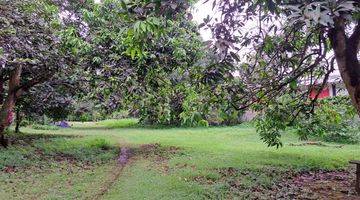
[89,142,184,200]
[89,146,134,200]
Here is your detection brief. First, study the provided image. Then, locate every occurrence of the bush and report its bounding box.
[255,95,360,147]
[110,110,129,119]
[296,96,359,143]
[79,113,93,122]
[198,119,209,127]
[323,130,360,143]
[92,111,106,121]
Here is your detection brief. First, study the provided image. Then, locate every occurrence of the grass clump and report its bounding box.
[32,124,59,130]
[34,137,117,163]
[0,147,33,170]
[0,134,118,171]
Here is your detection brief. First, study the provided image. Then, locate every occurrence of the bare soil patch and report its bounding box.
[270,169,359,200]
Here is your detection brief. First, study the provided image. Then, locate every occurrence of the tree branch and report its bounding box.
[15,74,54,97]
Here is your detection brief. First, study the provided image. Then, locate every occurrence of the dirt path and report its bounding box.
[89,143,177,200]
[89,147,134,200]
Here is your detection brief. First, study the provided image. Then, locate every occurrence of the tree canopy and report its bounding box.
[199,0,360,147]
[0,0,75,145]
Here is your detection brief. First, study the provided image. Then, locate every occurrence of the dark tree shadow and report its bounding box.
[5,132,80,146]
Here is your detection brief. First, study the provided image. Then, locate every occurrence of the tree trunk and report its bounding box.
[0,66,22,147]
[329,19,360,116]
[15,109,21,133]
[0,78,4,105]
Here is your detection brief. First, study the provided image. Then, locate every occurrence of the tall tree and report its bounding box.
[71,0,208,125]
[0,0,69,146]
[201,0,360,146]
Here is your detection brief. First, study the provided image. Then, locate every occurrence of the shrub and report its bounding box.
[295,96,359,143]
[198,119,209,127]
[79,113,92,122]
[256,95,360,146]
[92,111,106,121]
[111,110,129,119]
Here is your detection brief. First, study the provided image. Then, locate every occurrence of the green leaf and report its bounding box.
[130,48,136,59]
[140,22,147,32]
[289,80,297,90]
[120,1,127,10]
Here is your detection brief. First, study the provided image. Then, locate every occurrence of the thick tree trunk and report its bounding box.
[336,53,360,116]
[329,19,360,116]
[0,66,22,147]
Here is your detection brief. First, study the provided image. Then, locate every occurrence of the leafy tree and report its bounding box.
[0,0,71,146]
[201,0,360,146]
[72,0,207,125]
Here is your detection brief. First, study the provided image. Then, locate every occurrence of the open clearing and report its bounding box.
[0,119,359,199]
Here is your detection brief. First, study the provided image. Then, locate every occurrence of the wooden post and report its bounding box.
[357,164,360,195]
[350,160,360,195]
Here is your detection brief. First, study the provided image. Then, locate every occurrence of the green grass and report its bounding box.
[0,119,359,199]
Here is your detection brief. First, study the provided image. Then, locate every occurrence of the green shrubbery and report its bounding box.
[296,96,359,143]
[256,95,360,146]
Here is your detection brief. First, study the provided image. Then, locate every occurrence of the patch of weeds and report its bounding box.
[0,135,118,172]
[191,167,293,199]
[32,124,59,130]
[87,138,111,150]
[134,143,183,160]
[0,146,34,170]
[192,171,221,185]
[34,137,118,163]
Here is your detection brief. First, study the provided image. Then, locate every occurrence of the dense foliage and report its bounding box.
[68,0,243,126]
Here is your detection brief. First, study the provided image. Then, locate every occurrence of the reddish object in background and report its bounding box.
[310,86,330,99]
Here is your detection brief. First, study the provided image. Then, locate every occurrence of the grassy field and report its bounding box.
[0,119,359,199]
